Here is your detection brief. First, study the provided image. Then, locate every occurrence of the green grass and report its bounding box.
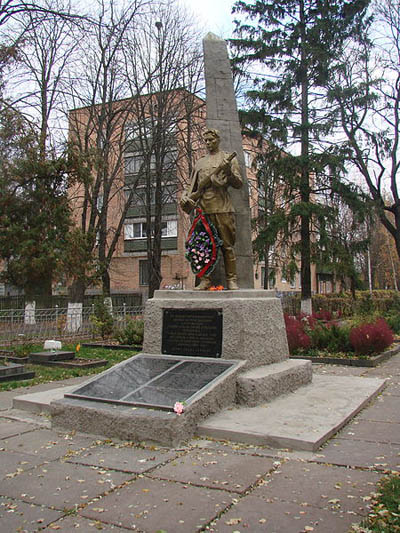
[350,474,400,532]
[0,343,138,392]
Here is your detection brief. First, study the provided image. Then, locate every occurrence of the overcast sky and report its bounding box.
[179,0,236,37]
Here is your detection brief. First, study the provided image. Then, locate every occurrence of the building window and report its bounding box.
[125,153,156,174]
[124,222,147,239]
[139,260,149,286]
[161,220,177,237]
[124,219,177,240]
[244,150,252,168]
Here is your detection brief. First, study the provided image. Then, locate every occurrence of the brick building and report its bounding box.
[68,92,323,299]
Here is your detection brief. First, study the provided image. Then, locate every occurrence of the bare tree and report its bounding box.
[329,0,400,262]
[0,0,89,27]
[122,3,204,298]
[67,0,148,301]
[67,0,204,300]
[4,0,80,157]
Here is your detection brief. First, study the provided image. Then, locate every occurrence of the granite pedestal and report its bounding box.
[51,290,312,446]
[51,354,245,446]
[143,290,312,402]
[144,290,290,367]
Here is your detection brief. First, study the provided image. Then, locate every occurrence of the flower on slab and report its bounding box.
[174,402,184,415]
[76,343,81,352]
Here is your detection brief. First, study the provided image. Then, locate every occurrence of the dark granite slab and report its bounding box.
[29,351,75,363]
[66,354,235,410]
[0,363,25,377]
[0,363,35,382]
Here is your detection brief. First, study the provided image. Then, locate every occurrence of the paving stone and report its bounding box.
[337,419,400,444]
[0,496,62,532]
[313,438,400,470]
[192,438,318,464]
[209,495,364,532]
[2,427,96,460]
[371,356,400,374]
[147,448,276,493]
[252,460,380,514]
[43,514,130,531]
[0,417,38,439]
[81,476,235,532]
[366,367,398,379]
[312,364,368,377]
[0,449,46,479]
[0,461,133,510]
[357,394,400,423]
[382,376,400,396]
[67,442,180,474]
[192,438,280,456]
[0,390,21,411]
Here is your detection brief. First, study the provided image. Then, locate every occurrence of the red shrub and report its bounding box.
[284,314,311,354]
[312,309,333,322]
[349,318,394,355]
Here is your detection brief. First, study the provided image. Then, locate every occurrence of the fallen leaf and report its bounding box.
[225,518,241,525]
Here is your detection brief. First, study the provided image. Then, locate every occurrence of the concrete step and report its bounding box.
[198,374,387,451]
[13,385,77,414]
[236,359,312,406]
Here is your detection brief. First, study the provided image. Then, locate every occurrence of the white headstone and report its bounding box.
[66,302,82,333]
[44,340,62,351]
[24,301,36,325]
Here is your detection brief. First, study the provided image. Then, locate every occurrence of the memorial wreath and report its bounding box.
[185,208,223,278]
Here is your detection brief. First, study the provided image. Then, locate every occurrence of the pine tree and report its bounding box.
[232,0,370,311]
[0,107,72,303]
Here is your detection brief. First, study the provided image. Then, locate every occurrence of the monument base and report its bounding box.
[143,289,290,368]
[50,289,314,447]
[51,354,245,447]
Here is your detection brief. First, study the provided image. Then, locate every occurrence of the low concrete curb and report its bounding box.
[291,343,400,367]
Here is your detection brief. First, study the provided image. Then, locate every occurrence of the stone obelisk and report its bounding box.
[203,32,254,289]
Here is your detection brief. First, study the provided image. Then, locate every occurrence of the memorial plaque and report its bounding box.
[65,354,236,410]
[162,309,222,357]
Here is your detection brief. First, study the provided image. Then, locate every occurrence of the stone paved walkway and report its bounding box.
[0,356,399,533]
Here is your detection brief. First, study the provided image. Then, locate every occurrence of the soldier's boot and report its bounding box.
[194,276,212,290]
[227,278,239,290]
[224,249,239,290]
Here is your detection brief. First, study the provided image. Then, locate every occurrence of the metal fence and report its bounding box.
[0,293,143,310]
[277,293,301,316]
[0,305,144,346]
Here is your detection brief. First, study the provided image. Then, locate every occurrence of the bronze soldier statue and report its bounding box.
[180,129,243,290]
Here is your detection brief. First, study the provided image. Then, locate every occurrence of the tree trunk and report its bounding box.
[101,269,111,297]
[26,275,52,307]
[68,278,86,303]
[350,274,356,300]
[299,0,312,315]
[263,244,270,289]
